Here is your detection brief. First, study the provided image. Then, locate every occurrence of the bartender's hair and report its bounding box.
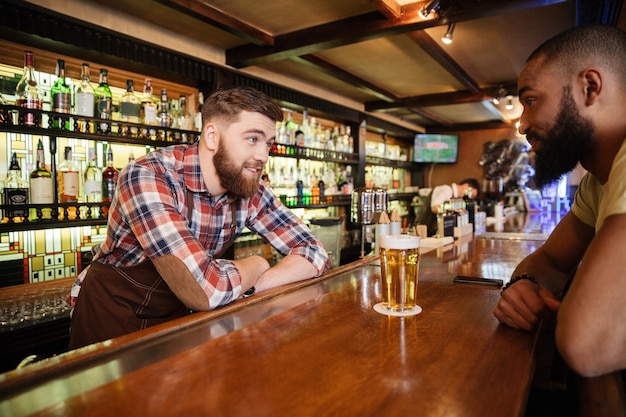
[460,178,481,197]
[528,24,626,84]
[202,86,283,127]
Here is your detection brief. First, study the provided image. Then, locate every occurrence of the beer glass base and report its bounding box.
[373,303,422,317]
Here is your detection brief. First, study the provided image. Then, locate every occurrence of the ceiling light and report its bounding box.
[492,86,507,105]
[505,95,514,110]
[419,0,440,19]
[441,23,455,44]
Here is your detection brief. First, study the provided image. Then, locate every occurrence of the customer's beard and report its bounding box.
[213,145,263,199]
[530,88,594,188]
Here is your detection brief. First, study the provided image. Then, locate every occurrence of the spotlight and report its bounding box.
[505,95,514,110]
[419,0,440,19]
[441,23,455,44]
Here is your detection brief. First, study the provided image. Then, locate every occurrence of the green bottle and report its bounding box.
[51,59,71,130]
[94,68,113,134]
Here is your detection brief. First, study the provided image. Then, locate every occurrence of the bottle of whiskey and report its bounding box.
[94,68,113,134]
[140,79,158,140]
[30,139,53,203]
[177,95,194,132]
[83,148,102,203]
[57,146,80,203]
[51,59,71,129]
[102,144,119,202]
[194,91,204,132]
[30,139,54,220]
[3,152,29,221]
[157,89,172,141]
[120,79,141,136]
[74,63,95,133]
[157,88,171,128]
[15,51,43,127]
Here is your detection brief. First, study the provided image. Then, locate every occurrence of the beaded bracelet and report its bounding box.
[501,273,539,295]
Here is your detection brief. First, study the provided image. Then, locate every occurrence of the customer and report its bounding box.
[416,178,480,236]
[493,24,626,377]
[69,86,331,349]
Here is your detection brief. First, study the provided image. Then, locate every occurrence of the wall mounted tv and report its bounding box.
[413,133,459,164]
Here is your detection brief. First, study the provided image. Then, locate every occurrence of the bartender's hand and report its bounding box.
[232,255,271,294]
[494,280,561,331]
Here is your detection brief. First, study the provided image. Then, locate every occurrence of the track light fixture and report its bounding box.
[492,86,508,105]
[419,0,441,19]
[441,23,455,44]
[505,95,515,110]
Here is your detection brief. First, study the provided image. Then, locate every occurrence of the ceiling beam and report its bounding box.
[406,30,481,94]
[370,0,403,19]
[293,54,399,103]
[365,83,517,111]
[163,0,274,46]
[225,0,569,68]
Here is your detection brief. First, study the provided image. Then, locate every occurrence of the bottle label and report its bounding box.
[84,180,102,202]
[61,171,79,197]
[75,92,95,117]
[53,93,71,114]
[121,102,141,118]
[97,97,112,119]
[102,179,116,201]
[143,105,157,124]
[3,187,28,217]
[30,177,54,203]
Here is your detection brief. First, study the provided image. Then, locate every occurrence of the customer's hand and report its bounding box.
[494,280,561,331]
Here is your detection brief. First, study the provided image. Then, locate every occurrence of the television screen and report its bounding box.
[413,133,459,164]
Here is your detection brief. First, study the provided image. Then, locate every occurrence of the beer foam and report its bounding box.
[380,234,420,249]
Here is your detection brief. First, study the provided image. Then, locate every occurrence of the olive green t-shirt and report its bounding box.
[571,139,626,232]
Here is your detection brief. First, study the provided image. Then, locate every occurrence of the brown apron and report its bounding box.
[69,189,235,349]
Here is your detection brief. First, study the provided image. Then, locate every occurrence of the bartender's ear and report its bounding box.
[204,123,218,151]
[581,67,602,106]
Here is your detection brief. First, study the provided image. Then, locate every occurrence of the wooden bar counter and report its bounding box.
[0,234,546,417]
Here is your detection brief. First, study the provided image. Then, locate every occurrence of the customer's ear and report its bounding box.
[581,67,602,106]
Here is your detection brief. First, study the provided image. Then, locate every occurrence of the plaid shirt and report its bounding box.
[86,143,330,308]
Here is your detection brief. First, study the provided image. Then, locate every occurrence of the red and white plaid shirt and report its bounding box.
[74,143,330,308]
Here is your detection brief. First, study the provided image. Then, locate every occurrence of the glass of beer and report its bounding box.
[376,234,421,316]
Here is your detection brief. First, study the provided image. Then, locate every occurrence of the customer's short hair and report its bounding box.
[528,24,626,85]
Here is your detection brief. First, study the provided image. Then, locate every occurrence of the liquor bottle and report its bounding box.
[102,144,119,202]
[120,79,141,136]
[74,63,95,133]
[157,89,171,128]
[51,59,72,130]
[94,68,113,134]
[15,51,43,127]
[169,98,180,129]
[29,139,54,220]
[3,152,29,221]
[30,139,53,202]
[140,79,158,140]
[194,91,204,132]
[177,95,193,131]
[157,89,171,141]
[57,146,80,203]
[83,148,102,202]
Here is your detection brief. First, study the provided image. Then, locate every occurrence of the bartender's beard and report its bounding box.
[213,145,264,199]
[530,87,594,188]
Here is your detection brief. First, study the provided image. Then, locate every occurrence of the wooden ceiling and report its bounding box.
[25,0,626,133]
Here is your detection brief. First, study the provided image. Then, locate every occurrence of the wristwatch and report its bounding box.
[242,286,256,298]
